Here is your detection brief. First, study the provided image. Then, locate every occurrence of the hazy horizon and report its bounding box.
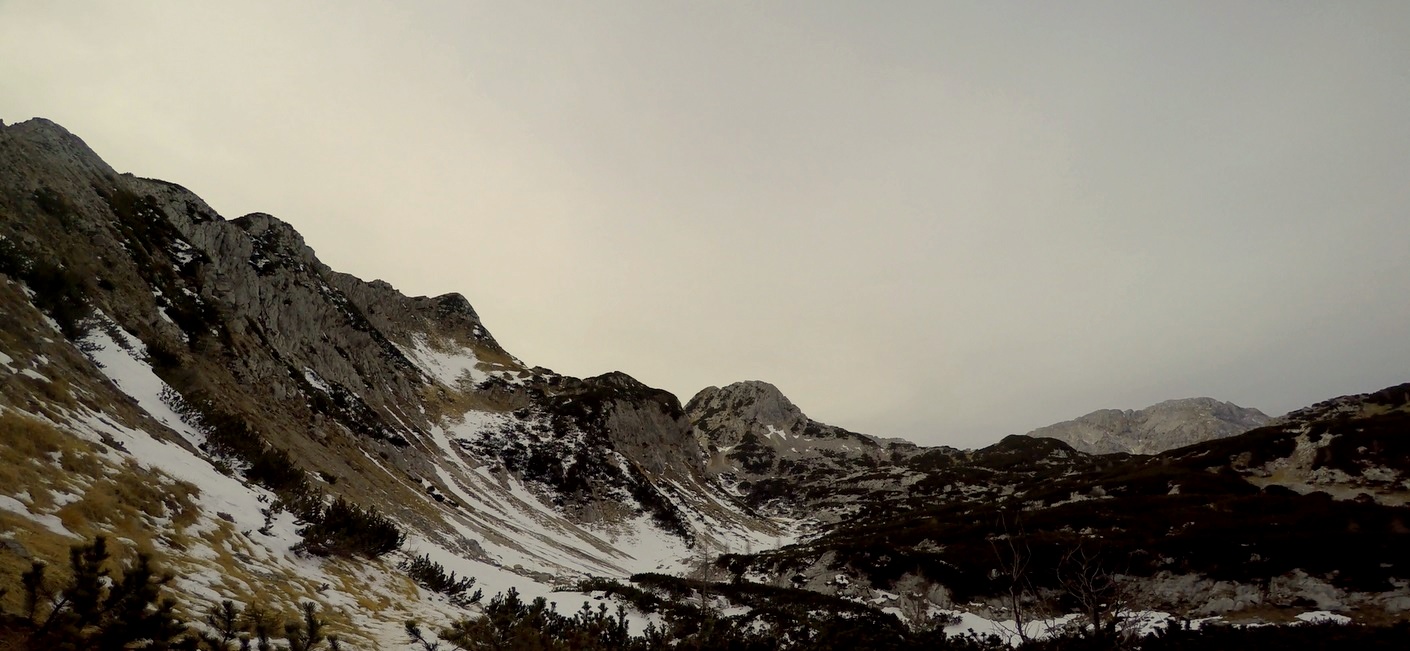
[4,1,1408,447]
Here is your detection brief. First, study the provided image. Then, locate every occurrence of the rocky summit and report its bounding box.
[1026,397,1273,455]
[1,118,1408,649]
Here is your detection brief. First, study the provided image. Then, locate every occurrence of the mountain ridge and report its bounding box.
[3,117,1408,647]
[0,116,792,645]
[1025,396,1273,455]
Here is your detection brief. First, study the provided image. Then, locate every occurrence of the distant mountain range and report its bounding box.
[2,117,1406,648]
[1026,397,1273,455]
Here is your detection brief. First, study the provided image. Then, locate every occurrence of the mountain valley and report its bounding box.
[1,118,1408,649]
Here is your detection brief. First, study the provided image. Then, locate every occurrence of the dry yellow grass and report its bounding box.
[0,329,464,648]
[0,411,69,459]
[421,383,523,421]
[0,509,81,616]
[0,413,206,611]
[0,444,367,645]
[0,413,102,517]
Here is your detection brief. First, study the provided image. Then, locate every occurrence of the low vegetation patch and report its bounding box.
[0,235,94,340]
[0,535,345,650]
[164,390,405,559]
[294,497,404,559]
[400,554,482,607]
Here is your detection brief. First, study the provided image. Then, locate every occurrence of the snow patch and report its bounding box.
[0,494,76,538]
[1296,610,1351,625]
[84,326,203,448]
[396,334,490,388]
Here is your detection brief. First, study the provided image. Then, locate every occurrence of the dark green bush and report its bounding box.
[9,536,187,649]
[1,534,349,650]
[0,236,24,277]
[296,496,404,558]
[0,236,94,340]
[437,587,642,651]
[401,554,482,607]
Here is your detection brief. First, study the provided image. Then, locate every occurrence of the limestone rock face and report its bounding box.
[1026,397,1272,455]
[115,178,480,437]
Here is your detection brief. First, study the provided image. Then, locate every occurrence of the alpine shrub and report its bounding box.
[296,496,404,558]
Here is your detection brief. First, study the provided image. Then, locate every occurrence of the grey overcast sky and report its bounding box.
[3,1,1408,447]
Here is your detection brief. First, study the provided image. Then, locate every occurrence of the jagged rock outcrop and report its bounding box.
[1025,397,1272,455]
[578,372,701,476]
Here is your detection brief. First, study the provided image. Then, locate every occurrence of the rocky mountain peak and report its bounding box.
[232,211,323,275]
[685,381,922,518]
[1,117,786,590]
[1,118,115,183]
[233,211,309,248]
[432,291,480,320]
[687,380,806,448]
[587,370,655,392]
[4,117,90,153]
[1026,396,1272,455]
[1,118,119,211]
